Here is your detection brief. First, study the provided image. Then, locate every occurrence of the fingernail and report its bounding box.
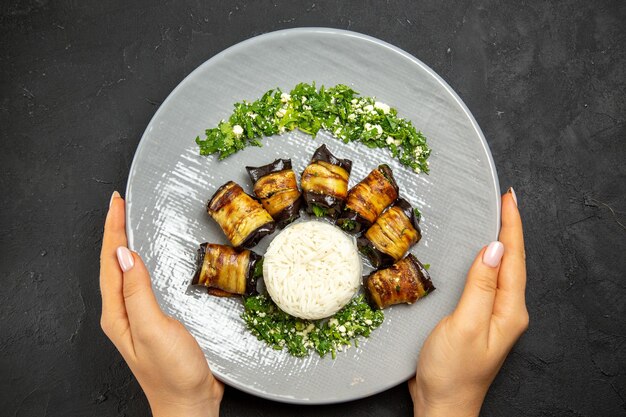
[508,187,518,207]
[109,191,120,208]
[116,246,135,272]
[483,241,504,268]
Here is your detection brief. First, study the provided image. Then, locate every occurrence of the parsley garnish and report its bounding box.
[339,219,357,231]
[311,204,327,217]
[241,294,384,359]
[196,83,431,174]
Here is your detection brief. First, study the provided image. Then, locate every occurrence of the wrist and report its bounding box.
[414,403,480,417]
[412,384,482,417]
[151,397,220,417]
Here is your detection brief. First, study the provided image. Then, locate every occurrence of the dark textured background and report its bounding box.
[1,0,625,416]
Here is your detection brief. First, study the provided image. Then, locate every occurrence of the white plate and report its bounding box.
[126,28,500,404]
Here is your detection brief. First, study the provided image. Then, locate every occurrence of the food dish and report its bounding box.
[126,28,500,403]
[246,159,302,228]
[301,144,352,219]
[192,243,262,297]
[365,254,434,309]
[337,164,399,234]
[207,181,275,248]
[263,220,361,320]
[358,198,422,268]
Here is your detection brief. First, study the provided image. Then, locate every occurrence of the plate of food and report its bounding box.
[126,27,500,404]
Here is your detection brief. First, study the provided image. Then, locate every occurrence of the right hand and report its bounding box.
[409,189,528,417]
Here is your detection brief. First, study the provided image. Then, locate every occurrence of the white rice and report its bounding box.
[263,221,362,320]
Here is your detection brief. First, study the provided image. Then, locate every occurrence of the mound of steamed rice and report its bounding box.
[263,221,362,320]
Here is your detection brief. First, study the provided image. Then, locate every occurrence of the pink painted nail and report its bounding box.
[116,246,135,272]
[483,241,504,268]
[509,187,518,207]
[109,190,120,208]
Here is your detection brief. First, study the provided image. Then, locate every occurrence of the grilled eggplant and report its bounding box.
[191,243,262,296]
[246,159,302,228]
[365,254,434,309]
[357,198,421,268]
[301,144,352,219]
[337,164,399,234]
[207,181,275,248]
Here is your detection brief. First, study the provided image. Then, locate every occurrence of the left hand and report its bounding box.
[100,191,224,417]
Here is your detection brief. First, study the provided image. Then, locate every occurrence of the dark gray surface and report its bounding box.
[1,0,624,416]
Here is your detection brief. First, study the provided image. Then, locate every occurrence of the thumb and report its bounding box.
[452,241,504,330]
[116,246,166,337]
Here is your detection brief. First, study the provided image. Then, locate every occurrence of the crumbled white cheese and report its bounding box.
[363,104,374,113]
[351,98,358,104]
[386,136,395,145]
[280,92,291,103]
[347,113,356,121]
[232,125,244,137]
[338,325,346,333]
[301,96,308,103]
[374,101,390,114]
[276,108,286,118]
[278,126,285,134]
[303,104,312,111]
[364,319,373,326]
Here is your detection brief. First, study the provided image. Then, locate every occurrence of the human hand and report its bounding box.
[409,189,528,417]
[100,191,224,417]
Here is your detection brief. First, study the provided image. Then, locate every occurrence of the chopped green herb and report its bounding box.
[423,263,431,270]
[252,258,264,279]
[196,83,431,174]
[311,204,327,217]
[241,294,384,358]
[395,284,401,292]
[339,219,357,231]
[413,207,422,221]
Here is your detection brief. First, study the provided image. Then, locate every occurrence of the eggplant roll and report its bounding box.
[207,181,275,248]
[246,159,302,228]
[365,254,434,309]
[337,164,399,234]
[191,243,262,296]
[357,198,422,268]
[301,144,352,218]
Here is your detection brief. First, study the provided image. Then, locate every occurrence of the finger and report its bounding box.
[117,247,166,341]
[493,188,527,319]
[452,242,504,331]
[99,191,132,350]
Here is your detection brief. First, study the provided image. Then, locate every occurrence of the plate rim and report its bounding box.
[126,27,501,404]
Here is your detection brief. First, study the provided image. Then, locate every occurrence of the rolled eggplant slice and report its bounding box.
[191,243,262,296]
[365,254,434,309]
[357,198,421,268]
[207,181,275,248]
[301,144,352,219]
[337,164,399,234]
[246,159,302,228]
